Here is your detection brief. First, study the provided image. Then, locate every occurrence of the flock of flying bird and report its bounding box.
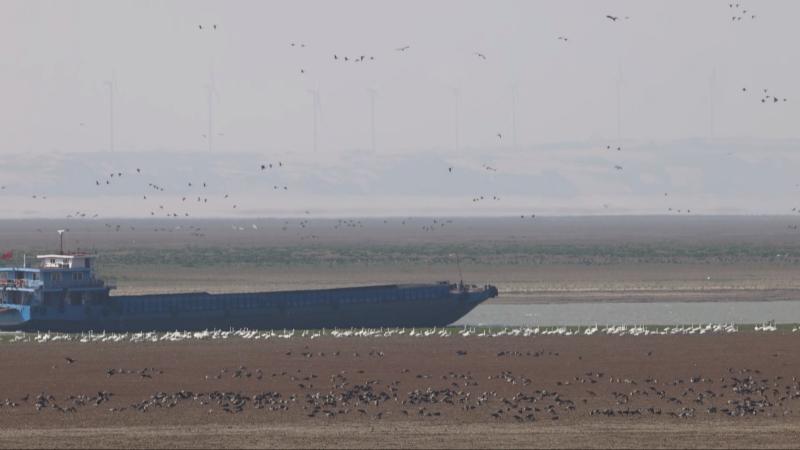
[13,8,796,231]
[729,2,757,21]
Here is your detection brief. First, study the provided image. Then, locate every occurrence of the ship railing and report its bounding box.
[0,279,44,289]
[102,277,118,289]
[78,278,116,289]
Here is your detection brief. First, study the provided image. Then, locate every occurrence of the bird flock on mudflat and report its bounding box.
[2,335,799,423]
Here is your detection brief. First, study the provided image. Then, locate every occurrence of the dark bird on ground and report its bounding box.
[64,357,75,364]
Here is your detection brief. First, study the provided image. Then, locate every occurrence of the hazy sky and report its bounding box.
[1,1,800,218]
[2,0,799,154]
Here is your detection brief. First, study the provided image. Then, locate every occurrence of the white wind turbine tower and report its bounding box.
[367,88,377,153]
[708,67,717,139]
[104,72,116,152]
[511,84,518,150]
[307,88,321,153]
[452,87,461,153]
[205,66,220,152]
[616,61,624,141]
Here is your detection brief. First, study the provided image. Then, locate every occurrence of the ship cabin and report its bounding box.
[0,253,114,308]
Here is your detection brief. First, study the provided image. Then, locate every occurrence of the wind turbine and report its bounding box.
[367,88,377,153]
[453,87,461,153]
[307,88,321,152]
[709,67,716,139]
[616,61,624,141]
[205,65,220,152]
[511,84,518,150]
[104,73,115,152]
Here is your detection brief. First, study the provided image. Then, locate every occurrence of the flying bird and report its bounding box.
[473,52,487,60]
[395,45,410,52]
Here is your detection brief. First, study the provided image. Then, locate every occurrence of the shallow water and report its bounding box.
[455,300,800,327]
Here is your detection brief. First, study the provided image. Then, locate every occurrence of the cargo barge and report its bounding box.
[0,242,497,332]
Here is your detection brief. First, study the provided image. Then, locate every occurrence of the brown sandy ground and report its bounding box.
[0,334,799,448]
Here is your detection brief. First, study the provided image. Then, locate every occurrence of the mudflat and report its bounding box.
[0,333,798,448]
[5,217,800,303]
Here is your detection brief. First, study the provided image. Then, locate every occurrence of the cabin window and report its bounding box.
[72,272,83,281]
[50,272,62,282]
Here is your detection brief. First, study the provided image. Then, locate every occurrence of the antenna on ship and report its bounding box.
[450,253,464,289]
[57,229,66,254]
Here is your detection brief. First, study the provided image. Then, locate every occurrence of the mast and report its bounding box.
[57,229,65,254]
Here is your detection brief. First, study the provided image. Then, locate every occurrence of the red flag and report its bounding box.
[0,251,12,260]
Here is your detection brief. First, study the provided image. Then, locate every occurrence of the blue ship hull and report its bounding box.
[0,283,498,332]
